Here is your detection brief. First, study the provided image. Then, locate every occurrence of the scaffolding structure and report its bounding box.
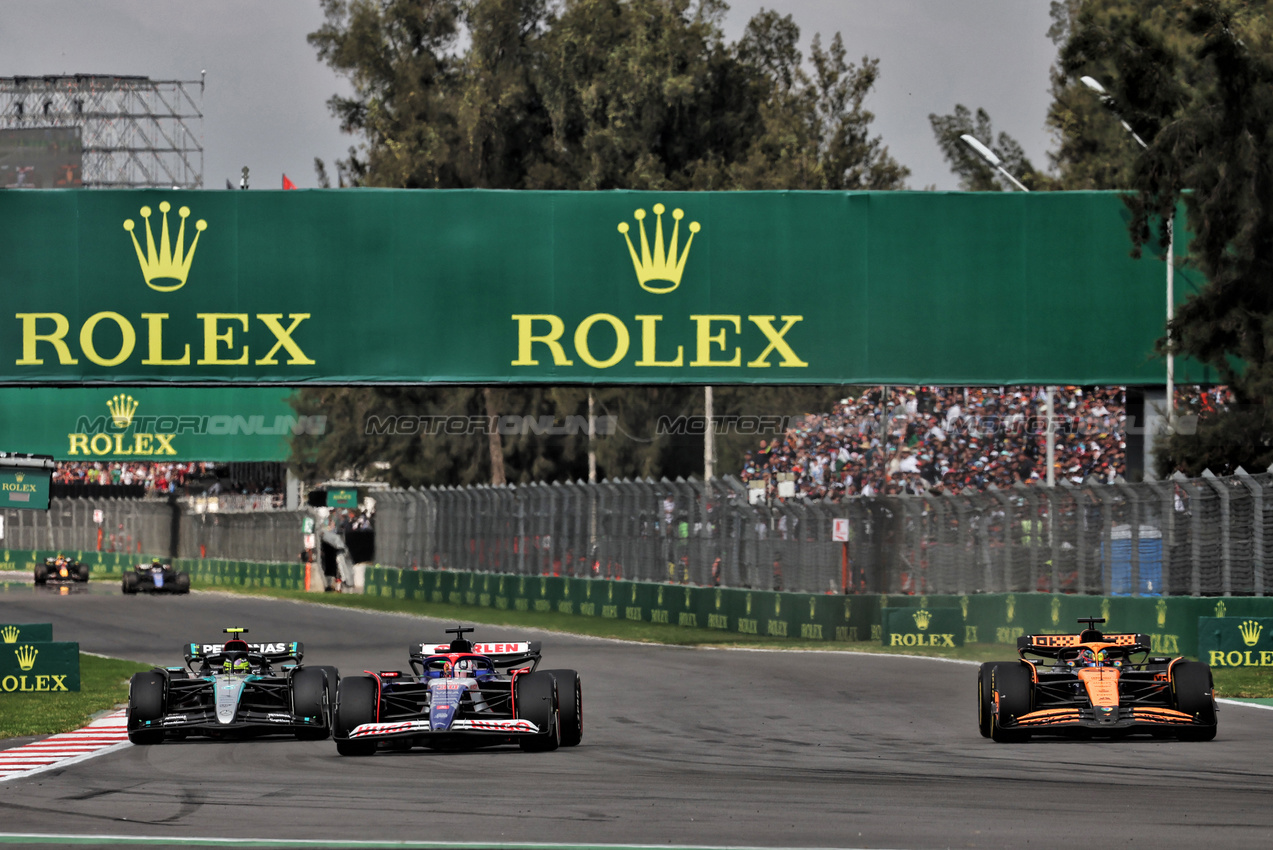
[0,74,204,189]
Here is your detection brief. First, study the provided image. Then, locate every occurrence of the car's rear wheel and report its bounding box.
[334,676,378,756]
[977,663,999,738]
[76,564,90,582]
[127,671,165,745]
[121,573,139,595]
[990,663,1032,743]
[1172,661,1217,741]
[542,669,582,747]
[292,667,331,740]
[174,572,191,594]
[33,565,47,585]
[516,671,560,752]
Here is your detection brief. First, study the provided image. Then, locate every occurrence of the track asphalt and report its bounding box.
[1,583,1272,849]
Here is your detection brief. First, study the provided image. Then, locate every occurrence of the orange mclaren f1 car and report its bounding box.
[978,618,1217,742]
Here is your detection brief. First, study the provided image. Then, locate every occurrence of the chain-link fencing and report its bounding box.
[372,470,1273,597]
[0,498,171,554]
[176,510,307,563]
[8,469,1273,596]
[0,498,306,564]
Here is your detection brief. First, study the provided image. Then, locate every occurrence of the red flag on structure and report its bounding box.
[282,174,297,190]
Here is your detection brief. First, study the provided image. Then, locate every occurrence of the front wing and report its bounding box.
[1009,705,1205,732]
[346,718,539,740]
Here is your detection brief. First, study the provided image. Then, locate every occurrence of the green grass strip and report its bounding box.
[0,654,151,740]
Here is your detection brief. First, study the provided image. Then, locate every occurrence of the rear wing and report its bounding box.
[184,641,304,665]
[410,641,542,671]
[1017,633,1151,654]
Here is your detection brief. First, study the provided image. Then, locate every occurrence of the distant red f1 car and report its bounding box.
[978,618,1217,742]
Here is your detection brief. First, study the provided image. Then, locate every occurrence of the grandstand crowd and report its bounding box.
[739,386,1128,501]
[53,461,211,492]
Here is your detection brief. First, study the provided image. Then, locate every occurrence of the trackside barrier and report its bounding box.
[361,567,1273,653]
[0,549,305,591]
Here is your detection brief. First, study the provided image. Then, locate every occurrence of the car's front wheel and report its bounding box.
[990,663,1032,743]
[127,671,166,745]
[1173,660,1217,741]
[542,669,582,747]
[333,676,378,756]
[292,667,331,740]
[516,671,561,752]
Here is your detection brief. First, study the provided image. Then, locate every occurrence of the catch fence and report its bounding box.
[372,470,1273,597]
[0,497,305,565]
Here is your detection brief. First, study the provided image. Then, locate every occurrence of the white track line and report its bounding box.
[0,710,129,782]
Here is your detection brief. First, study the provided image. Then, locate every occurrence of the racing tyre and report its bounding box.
[516,671,561,752]
[1172,661,1218,741]
[122,572,139,595]
[990,662,1032,743]
[334,676,378,756]
[33,565,47,585]
[174,572,191,594]
[543,669,582,747]
[977,663,999,738]
[292,667,331,740]
[127,671,166,745]
[76,564,90,582]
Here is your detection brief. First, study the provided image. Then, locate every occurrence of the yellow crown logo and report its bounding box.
[123,201,207,292]
[13,473,22,483]
[107,394,139,429]
[1239,619,1263,647]
[617,203,700,294]
[1,625,19,643]
[15,644,37,671]
[913,609,932,631]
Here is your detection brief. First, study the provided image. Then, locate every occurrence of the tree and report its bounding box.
[929,1,1188,192]
[1062,0,1273,475]
[929,104,1048,191]
[297,0,907,487]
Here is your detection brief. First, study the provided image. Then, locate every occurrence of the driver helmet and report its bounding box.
[152,558,163,567]
[453,658,474,679]
[222,652,250,674]
[1079,648,1097,667]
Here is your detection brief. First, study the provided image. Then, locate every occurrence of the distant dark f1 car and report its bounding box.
[978,618,1217,742]
[332,626,582,756]
[35,554,88,584]
[122,558,190,594]
[127,627,339,744]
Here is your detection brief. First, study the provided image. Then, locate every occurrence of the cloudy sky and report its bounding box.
[1,1,1058,190]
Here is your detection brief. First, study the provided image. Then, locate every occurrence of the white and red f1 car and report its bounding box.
[332,626,582,755]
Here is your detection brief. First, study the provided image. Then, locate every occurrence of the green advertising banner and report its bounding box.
[0,640,80,692]
[0,623,53,643]
[1197,617,1273,668]
[882,607,965,647]
[0,190,1193,386]
[326,489,357,508]
[0,467,49,510]
[0,387,312,461]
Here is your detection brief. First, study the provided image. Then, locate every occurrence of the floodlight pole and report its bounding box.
[960,133,1055,485]
[959,134,1029,192]
[1080,76,1173,429]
